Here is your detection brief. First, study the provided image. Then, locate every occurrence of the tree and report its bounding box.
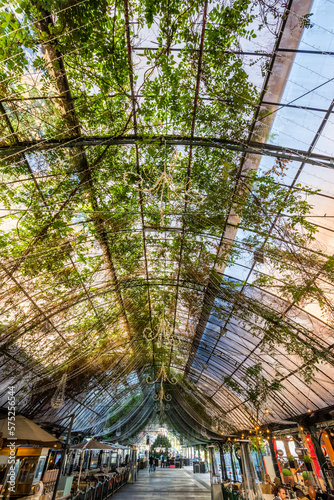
[151,435,172,457]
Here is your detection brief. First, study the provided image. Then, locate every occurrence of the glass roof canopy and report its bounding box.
[0,0,333,440]
[190,0,334,430]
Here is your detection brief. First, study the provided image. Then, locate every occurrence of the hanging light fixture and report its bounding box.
[143,311,180,346]
[123,149,205,226]
[147,362,177,403]
[51,373,67,409]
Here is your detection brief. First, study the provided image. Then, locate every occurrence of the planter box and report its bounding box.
[289,461,296,469]
[305,463,313,472]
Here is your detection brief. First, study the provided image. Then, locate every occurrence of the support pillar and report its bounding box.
[219,443,228,481]
[203,444,208,471]
[51,414,75,500]
[229,443,237,482]
[268,439,281,479]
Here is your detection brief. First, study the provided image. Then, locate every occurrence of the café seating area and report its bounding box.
[69,469,129,500]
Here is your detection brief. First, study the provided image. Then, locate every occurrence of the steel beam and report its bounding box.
[1,135,333,168]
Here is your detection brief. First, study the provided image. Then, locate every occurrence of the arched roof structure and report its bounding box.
[0,0,333,442]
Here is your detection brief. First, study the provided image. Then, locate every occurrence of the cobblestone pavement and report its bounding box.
[113,466,211,499]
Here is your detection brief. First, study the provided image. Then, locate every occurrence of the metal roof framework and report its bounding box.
[0,0,333,440]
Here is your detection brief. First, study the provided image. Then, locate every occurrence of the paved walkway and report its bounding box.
[113,466,211,499]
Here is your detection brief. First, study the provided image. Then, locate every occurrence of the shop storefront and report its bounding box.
[0,446,53,499]
[272,427,327,492]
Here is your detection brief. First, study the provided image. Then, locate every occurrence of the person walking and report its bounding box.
[149,455,154,473]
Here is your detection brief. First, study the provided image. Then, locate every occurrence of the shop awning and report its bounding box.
[0,415,60,446]
[70,439,117,451]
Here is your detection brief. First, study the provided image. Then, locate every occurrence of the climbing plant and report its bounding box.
[0,0,332,439]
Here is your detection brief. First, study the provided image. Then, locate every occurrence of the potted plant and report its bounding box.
[303,455,313,471]
[287,455,296,468]
[282,469,292,484]
[302,471,311,481]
